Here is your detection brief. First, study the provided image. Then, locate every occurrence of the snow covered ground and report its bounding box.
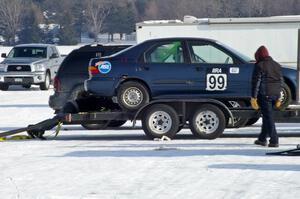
[1,87,300,199]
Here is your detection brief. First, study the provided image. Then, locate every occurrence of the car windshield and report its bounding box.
[8,47,47,58]
[216,41,253,62]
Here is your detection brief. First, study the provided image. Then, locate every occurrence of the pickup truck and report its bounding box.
[0,44,63,90]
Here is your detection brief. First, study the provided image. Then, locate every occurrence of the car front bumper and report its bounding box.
[0,72,46,85]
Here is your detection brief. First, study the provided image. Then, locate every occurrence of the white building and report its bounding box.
[136,15,300,66]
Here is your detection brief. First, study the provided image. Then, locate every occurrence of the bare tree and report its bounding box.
[85,0,111,42]
[0,0,23,45]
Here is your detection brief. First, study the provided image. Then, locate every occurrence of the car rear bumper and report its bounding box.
[84,77,116,96]
[0,72,46,85]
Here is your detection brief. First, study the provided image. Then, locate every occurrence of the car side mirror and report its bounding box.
[50,53,58,59]
[1,53,7,58]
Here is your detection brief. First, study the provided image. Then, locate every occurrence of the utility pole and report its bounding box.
[297,29,300,104]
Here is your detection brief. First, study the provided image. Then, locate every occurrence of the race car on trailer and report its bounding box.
[85,37,297,128]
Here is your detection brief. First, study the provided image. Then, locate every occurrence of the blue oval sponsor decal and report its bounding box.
[97,61,112,74]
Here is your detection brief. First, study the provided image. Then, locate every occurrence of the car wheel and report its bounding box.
[81,122,109,130]
[142,104,179,139]
[40,72,51,90]
[108,120,127,127]
[0,83,9,91]
[117,81,150,111]
[226,101,249,128]
[22,84,31,89]
[246,117,260,126]
[189,104,226,139]
[278,82,291,110]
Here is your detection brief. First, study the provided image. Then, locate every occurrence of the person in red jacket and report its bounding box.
[251,46,283,147]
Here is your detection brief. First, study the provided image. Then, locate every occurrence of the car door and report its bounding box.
[187,40,252,97]
[139,40,193,97]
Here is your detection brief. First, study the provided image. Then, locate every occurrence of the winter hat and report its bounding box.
[255,45,269,62]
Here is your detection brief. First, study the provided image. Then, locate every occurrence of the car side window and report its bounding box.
[145,41,184,63]
[189,42,234,64]
[48,47,54,58]
[51,47,58,56]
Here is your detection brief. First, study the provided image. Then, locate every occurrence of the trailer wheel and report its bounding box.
[226,101,248,128]
[189,104,226,139]
[142,104,179,139]
[278,82,291,110]
[117,81,150,111]
[81,120,127,130]
[246,117,260,126]
[108,120,127,127]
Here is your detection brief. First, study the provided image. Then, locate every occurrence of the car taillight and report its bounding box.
[88,66,99,75]
[54,76,61,91]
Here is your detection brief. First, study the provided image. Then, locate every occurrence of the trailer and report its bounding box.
[2,97,300,142]
[136,15,300,67]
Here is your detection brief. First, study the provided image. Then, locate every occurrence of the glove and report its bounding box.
[250,97,259,110]
[275,99,282,109]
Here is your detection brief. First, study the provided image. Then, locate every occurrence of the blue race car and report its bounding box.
[85,38,296,112]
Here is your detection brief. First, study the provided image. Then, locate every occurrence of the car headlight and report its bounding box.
[34,63,46,71]
[0,64,6,72]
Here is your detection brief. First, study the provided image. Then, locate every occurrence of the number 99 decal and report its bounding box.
[206,74,227,91]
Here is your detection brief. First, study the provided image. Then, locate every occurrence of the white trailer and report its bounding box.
[136,15,300,67]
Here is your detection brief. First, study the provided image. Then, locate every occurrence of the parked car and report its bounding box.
[0,44,63,90]
[85,38,296,116]
[49,44,131,112]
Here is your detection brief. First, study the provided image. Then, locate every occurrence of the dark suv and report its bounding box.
[49,44,131,112]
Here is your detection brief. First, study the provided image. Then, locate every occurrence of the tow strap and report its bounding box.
[0,117,62,141]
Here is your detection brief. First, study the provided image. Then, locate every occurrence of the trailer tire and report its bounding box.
[142,104,179,139]
[226,101,248,128]
[117,81,150,111]
[81,120,127,130]
[246,117,260,126]
[81,122,108,130]
[189,104,226,139]
[278,82,291,110]
[108,120,127,127]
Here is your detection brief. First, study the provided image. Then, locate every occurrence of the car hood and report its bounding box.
[281,64,297,70]
[1,58,46,65]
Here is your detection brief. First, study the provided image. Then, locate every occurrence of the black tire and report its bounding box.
[40,72,51,90]
[142,104,179,139]
[246,117,260,126]
[189,104,226,139]
[226,101,249,128]
[0,83,9,91]
[81,120,127,130]
[108,120,127,127]
[117,81,150,111]
[22,84,31,89]
[278,82,291,110]
[81,122,109,130]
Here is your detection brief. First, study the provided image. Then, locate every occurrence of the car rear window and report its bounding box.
[59,51,97,74]
[58,46,129,74]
